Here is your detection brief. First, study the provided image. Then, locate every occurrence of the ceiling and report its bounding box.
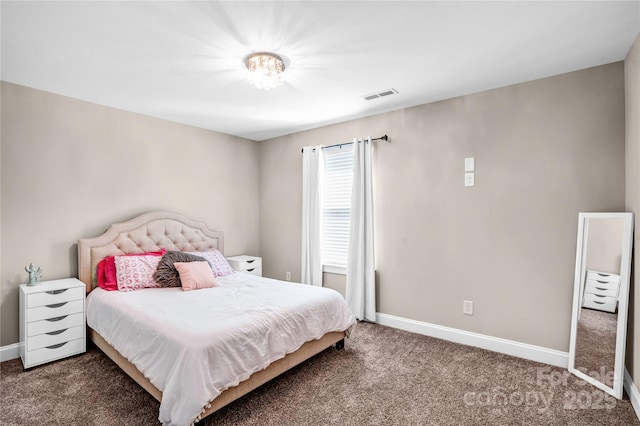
[2,1,639,141]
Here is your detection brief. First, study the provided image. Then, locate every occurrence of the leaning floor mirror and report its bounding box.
[568,212,634,399]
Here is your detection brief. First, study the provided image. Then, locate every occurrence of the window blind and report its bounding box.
[322,145,353,267]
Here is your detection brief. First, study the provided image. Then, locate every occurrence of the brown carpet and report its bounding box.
[1,322,638,426]
[575,307,618,387]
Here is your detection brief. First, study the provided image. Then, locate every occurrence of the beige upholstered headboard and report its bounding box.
[78,211,224,293]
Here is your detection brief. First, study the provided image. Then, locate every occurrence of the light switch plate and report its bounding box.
[464,172,475,187]
[464,157,475,172]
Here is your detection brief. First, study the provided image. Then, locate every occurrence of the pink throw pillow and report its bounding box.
[115,255,162,292]
[175,261,218,291]
[97,250,165,291]
[187,250,235,277]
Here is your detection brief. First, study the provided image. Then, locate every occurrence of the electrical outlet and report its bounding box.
[285,271,291,281]
[463,300,474,315]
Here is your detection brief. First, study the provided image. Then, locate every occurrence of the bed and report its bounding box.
[78,211,356,426]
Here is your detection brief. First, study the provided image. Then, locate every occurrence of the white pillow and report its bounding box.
[186,250,235,277]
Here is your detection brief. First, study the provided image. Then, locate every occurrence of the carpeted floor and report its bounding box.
[574,307,618,387]
[1,322,638,425]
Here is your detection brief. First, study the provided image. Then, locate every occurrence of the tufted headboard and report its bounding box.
[78,211,224,293]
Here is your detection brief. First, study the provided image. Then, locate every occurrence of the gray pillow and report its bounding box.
[154,251,207,287]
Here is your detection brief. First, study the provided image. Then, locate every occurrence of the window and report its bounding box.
[321,145,353,272]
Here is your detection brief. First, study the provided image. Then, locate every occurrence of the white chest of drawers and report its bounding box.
[582,270,621,313]
[19,278,86,368]
[226,255,262,277]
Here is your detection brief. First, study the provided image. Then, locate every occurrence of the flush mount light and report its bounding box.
[245,52,286,90]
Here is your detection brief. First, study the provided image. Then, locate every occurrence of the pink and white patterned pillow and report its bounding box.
[187,250,235,277]
[115,255,162,292]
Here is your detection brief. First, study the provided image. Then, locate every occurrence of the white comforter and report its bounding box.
[86,273,356,426]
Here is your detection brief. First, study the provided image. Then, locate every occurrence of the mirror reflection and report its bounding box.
[569,213,633,399]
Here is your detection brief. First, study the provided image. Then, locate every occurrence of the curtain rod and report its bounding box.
[301,135,389,153]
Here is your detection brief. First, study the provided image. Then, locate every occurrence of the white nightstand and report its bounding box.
[582,270,621,313]
[226,255,262,277]
[19,278,86,369]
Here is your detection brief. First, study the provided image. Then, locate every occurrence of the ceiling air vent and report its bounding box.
[362,88,398,101]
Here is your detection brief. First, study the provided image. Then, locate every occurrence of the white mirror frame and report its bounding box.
[568,212,634,399]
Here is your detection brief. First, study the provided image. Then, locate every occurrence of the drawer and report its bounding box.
[585,278,619,292]
[27,300,84,322]
[585,282,619,298]
[583,297,617,313]
[586,271,620,284]
[27,286,84,308]
[228,257,262,272]
[583,293,617,313]
[584,293,616,304]
[244,267,262,277]
[28,313,84,336]
[28,325,84,351]
[25,338,85,368]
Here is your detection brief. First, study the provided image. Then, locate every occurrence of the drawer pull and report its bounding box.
[46,289,68,295]
[46,302,67,309]
[46,329,67,336]
[46,315,68,322]
[246,260,255,264]
[595,287,607,291]
[46,342,68,350]
[593,301,605,305]
[594,294,606,299]
[596,280,609,284]
[597,273,610,277]
[247,268,255,272]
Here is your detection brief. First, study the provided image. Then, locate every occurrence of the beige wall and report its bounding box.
[260,63,626,352]
[0,58,631,361]
[585,218,625,275]
[625,32,640,382]
[0,82,260,346]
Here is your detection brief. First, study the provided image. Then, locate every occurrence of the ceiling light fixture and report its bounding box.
[245,52,286,90]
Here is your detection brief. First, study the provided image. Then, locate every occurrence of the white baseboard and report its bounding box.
[375,312,569,368]
[0,343,20,362]
[624,368,640,421]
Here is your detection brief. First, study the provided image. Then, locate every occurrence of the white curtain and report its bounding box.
[301,145,324,286]
[346,137,376,321]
